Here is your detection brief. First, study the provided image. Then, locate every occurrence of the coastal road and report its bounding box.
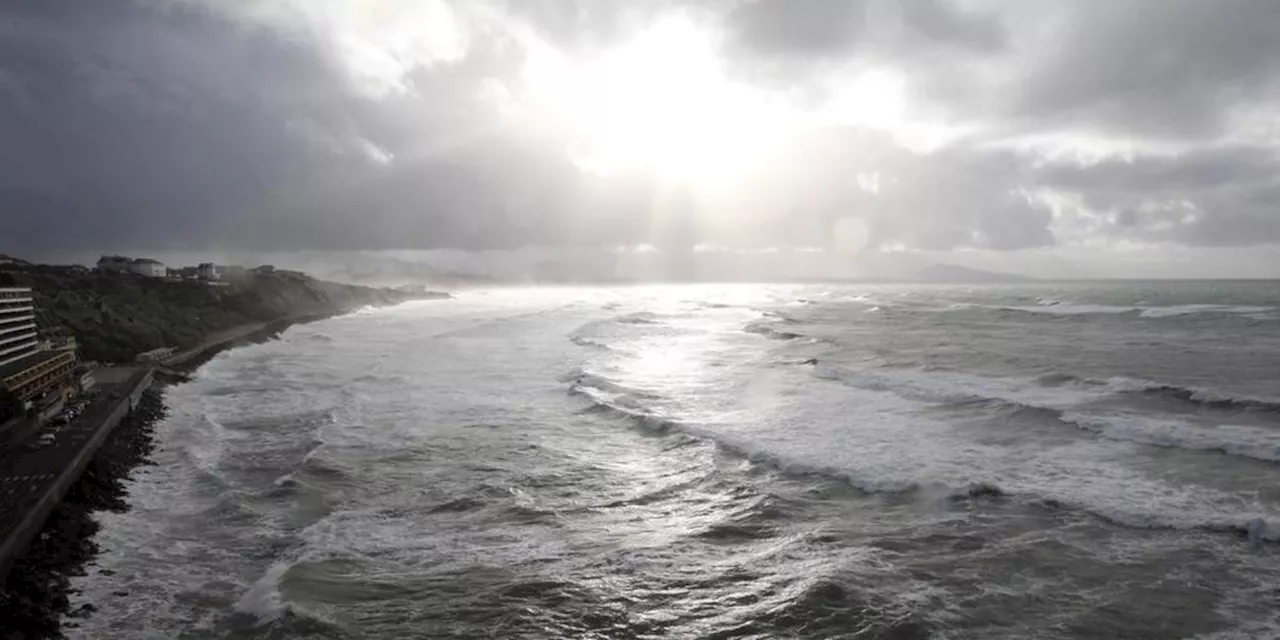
[0,373,137,564]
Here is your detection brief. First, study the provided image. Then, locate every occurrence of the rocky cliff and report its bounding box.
[0,265,447,363]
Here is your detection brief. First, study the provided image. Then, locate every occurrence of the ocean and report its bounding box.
[62,282,1280,639]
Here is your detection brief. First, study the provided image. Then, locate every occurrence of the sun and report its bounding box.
[519,16,793,189]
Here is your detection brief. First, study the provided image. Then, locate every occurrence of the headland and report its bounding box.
[0,255,450,629]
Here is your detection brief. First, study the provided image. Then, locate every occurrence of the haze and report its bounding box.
[6,0,1280,279]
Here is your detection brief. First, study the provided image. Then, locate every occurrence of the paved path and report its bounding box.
[0,378,131,548]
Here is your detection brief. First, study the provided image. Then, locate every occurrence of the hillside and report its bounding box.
[0,265,447,363]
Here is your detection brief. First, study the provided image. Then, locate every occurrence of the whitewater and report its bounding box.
[64,282,1280,638]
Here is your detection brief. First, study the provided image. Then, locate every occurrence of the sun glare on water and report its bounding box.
[520,17,796,189]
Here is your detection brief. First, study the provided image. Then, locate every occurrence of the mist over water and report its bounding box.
[67,282,1280,638]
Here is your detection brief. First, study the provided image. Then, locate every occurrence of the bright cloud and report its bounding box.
[7,0,1280,277]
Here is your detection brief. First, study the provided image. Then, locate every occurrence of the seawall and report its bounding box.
[0,368,154,582]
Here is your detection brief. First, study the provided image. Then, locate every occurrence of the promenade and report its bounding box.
[0,368,153,581]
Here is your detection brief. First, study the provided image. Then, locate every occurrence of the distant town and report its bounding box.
[91,254,298,283]
[0,254,439,432]
[0,255,291,429]
[0,254,443,587]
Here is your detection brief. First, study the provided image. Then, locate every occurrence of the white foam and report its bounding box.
[1102,376,1280,408]
[586,337,1280,542]
[1061,412,1280,463]
[234,561,292,622]
[812,361,1099,409]
[1138,304,1273,318]
[965,303,1274,318]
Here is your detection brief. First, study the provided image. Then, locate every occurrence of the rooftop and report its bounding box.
[0,349,69,384]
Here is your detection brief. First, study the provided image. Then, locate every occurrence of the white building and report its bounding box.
[197,262,220,281]
[0,287,38,368]
[129,258,167,277]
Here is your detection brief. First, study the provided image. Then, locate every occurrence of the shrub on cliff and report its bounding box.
[0,266,441,363]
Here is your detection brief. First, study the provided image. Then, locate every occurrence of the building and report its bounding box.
[129,258,167,277]
[0,287,77,413]
[254,265,275,275]
[0,288,38,369]
[97,255,132,273]
[197,263,220,281]
[0,348,76,408]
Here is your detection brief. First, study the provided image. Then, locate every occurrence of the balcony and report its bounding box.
[0,322,36,338]
[0,331,36,349]
[0,339,38,360]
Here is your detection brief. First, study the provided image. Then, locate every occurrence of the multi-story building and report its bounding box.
[98,255,168,277]
[0,287,76,410]
[129,258,167,277]
[197,263,220,281]
[0,288,38,368]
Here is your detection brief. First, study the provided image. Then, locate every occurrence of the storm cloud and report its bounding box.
[4,0,1280,274]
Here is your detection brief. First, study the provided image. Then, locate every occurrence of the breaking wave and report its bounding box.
[1037,372,1280,413]
[616,311,661,325]
[957,303,1274,319]
[569,335,612,351]
[743,321,806,341]
[1057,412,1280,464]
[563,368,1278,545]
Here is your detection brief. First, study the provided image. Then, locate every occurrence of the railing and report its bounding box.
[0,331,36,349]
[3,358,76,400]
[0,339,38,359]
[0,314,33,326]
[0,305,34,316]
[0,322,36,338]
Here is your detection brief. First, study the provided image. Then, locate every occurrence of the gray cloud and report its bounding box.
[3,0,1280,271]
[725,0,1004,57]
[960,0,1280,139]
[1035,145,1280,246]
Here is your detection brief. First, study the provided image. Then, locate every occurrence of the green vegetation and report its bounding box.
[0,265,446,363]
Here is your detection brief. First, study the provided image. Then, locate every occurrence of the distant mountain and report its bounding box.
[913,263,1033,283]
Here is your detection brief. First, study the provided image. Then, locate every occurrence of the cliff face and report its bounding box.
[0,266,447,363]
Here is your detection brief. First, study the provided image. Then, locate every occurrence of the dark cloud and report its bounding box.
[1,0,366,247]
[979,0,1280,139]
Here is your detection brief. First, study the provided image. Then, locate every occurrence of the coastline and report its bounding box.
[157,297,446,378]
[0,296,446,636]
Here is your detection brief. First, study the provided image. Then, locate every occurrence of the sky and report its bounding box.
[5,0,1280,279]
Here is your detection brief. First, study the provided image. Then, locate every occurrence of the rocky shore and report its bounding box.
[0,389,166,639]
[0,269,449,637]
